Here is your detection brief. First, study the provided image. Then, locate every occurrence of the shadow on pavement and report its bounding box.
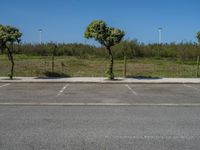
[35,71,70,79]
[127,75,161,80]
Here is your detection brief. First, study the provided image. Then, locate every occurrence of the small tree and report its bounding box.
[84,20,124,80]
[0,25,22,79]
[197,32,200,44]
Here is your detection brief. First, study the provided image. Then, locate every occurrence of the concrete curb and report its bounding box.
[0,77,200,84]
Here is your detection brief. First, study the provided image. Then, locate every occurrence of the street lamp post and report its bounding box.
[158,27,162,44]
[38,29,43,44]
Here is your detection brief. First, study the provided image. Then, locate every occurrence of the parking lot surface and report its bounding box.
[0,106,200,150]
[0,83,200,105]
[1,83,200,149]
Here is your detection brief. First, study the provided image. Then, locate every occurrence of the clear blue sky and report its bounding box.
[1,0,199,44]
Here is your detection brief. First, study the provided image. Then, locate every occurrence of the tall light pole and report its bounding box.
[158,27,162,44]
[38,29,43,44]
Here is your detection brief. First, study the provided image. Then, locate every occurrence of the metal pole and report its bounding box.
[158,27,162,44]
[124,55,127,78]
[52,53,54,73]
[197,56,199,77]
[38,29,42,44]
[52,44,57,73]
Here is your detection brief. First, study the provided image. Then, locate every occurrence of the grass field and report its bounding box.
[0,54,199,78]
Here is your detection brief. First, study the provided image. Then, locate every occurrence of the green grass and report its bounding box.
[0,54,199,78]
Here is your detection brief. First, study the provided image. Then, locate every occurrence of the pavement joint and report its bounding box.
[1,102,200,106]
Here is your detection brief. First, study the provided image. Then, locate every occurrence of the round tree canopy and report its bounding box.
[0,24,22,51]
[84,20,124,47]
[197,32,200,44]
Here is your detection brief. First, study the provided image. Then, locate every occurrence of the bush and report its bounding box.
[12,41,200,60]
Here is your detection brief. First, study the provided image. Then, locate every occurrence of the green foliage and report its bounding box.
[197,32,200,44]
[0,55,198,78]
[84,20,124,47]
[0,25,22,49]
[15,43,100,58]
[9,41,200,61]
[84,20,125,79]
[0,24,22,79]
[112,40,143,58]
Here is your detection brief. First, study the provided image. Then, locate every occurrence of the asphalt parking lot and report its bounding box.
[0,83,200,105]
[1,83,200,149]
[1,106,200,150]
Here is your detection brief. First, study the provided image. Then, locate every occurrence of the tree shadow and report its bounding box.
[35,71,70,79]
[1,78,22,80]
[126,75,161,80]
[104,78,124,81]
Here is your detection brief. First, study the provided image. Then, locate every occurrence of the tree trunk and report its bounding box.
[107,47,114,80]
[7,47,14,80]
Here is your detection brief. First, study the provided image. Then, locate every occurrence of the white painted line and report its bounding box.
[1,102,200,106]
[105,135,200,140]
[56,84,69,96]
[125,84,138,96]
[0,83,10,88]
[183,84,199,91]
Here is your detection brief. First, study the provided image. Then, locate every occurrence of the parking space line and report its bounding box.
[104,135,200,140]
[183,84,199,91]
[0,83,10,88]
[125,84,138,96]
[56,84,69,96]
